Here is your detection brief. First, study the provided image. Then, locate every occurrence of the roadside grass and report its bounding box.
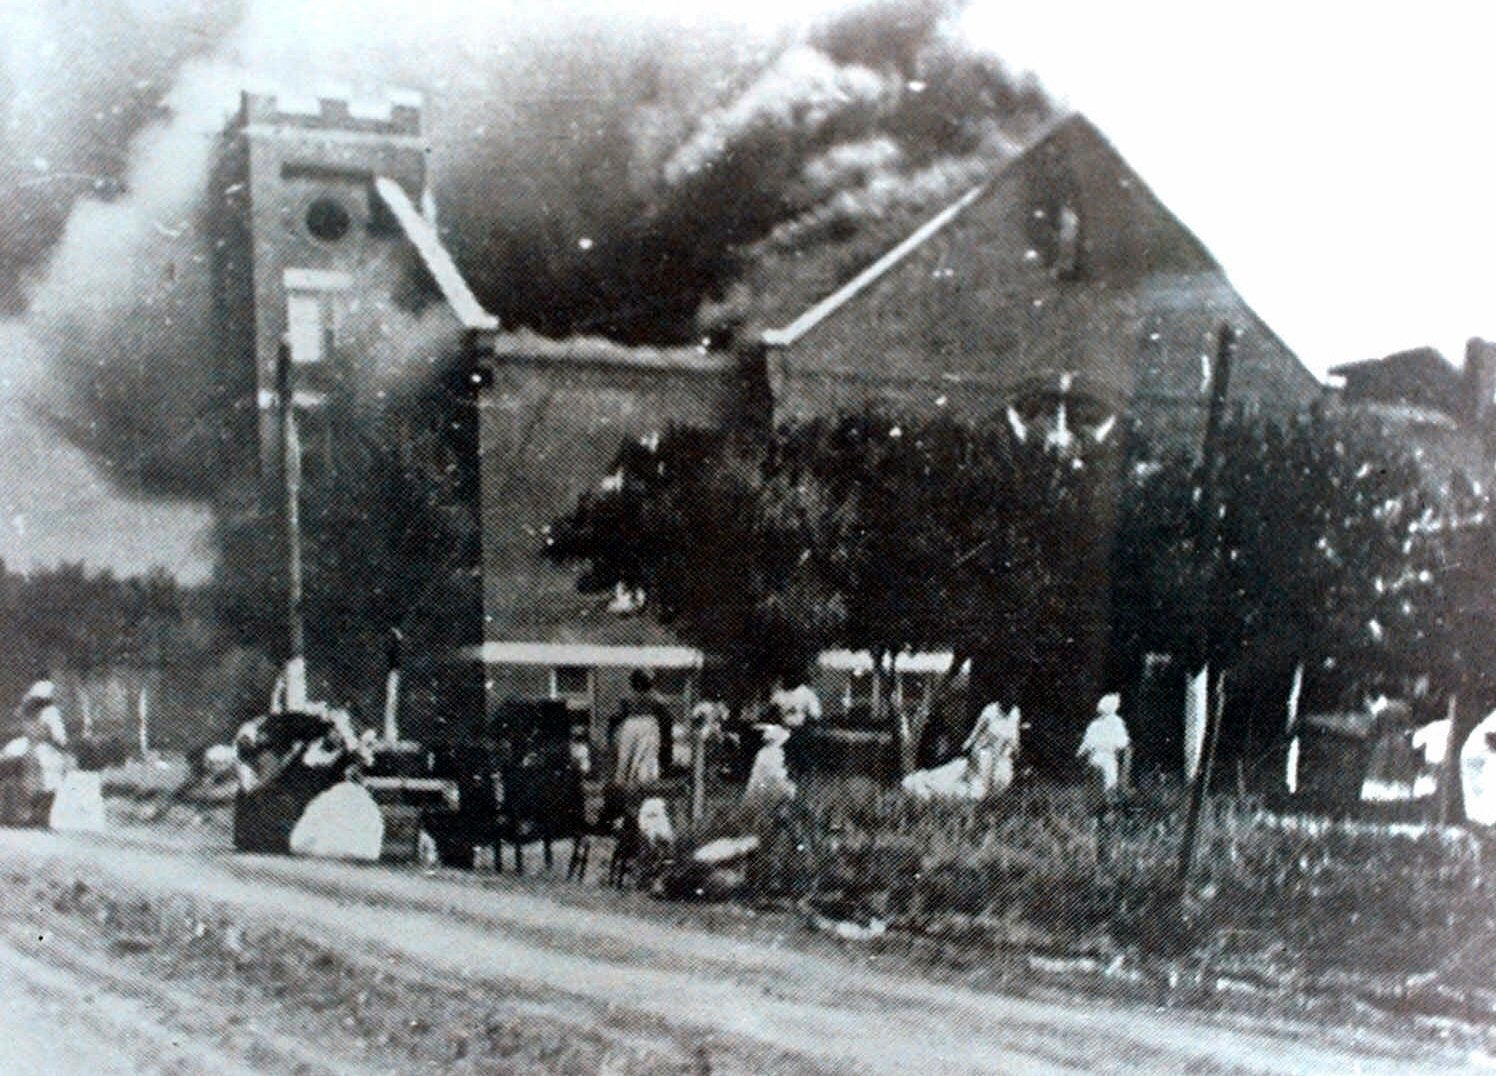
[682,776,1494,998]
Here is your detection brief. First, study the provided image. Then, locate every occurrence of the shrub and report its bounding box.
[683,776,1491,977]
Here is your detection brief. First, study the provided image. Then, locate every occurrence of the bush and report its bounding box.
[683,776,1491,977]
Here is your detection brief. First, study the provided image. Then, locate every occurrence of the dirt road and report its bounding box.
[0,826,1481,1074]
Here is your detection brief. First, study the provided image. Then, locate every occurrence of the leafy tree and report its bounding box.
[1111,408,1434,783]
[546,426,846,704]
[549,410,1128,772]
[550,404,1456,783]
[210,355,483,738]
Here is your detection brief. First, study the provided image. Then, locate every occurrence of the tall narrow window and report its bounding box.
[286,292,326,365]
[1055,203,1081,280]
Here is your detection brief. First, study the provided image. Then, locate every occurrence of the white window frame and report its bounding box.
[549,665,594,711]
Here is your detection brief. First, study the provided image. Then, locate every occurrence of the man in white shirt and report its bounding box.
[1077,693,1131,797]
[770,677,822,730]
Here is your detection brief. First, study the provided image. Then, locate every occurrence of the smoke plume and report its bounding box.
[5,0,1053,507]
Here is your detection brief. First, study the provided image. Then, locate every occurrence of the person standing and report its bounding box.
[8,680,71,825]
[613,670,663,791]
[1460,708,1496,827]
[771,673,822,780]
[965,701,1021,795]
[770,674,822,730]
[744,724,797,808]
[1077,693,1132,799]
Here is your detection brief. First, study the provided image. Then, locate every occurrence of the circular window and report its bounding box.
[305,197,352,242]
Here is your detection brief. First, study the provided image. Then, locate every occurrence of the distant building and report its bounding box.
[1328,338,1496,493]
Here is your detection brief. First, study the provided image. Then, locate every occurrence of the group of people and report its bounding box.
[903,692,1133,803]
[604,669,823,793]
[603,667,1137,811]
[603,668,1496,828]
[0,679,105,831]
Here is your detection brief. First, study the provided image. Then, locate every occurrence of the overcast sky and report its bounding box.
[0,1,1488,582]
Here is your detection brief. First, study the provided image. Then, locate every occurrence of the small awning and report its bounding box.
[471,641,703,669]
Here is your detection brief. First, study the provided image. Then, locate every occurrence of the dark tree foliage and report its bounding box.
[0,562,184,678]
[550,404,1462,781]
[1111,408,1444,781]
[1399,473,1496,743]
[547,409,1127,770]
[546,426,846,702]
[781,410,1125,769]
[1121,410,1427,682]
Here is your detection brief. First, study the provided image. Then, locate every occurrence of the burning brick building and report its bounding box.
[473,115,1321,737]
[213,94,1320,741]
[211,89,497,733]
[210,89,498,476]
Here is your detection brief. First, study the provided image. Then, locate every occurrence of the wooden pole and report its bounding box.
[690,722,708,823]
[382,628,403,743]
[1178,323,1236,883]
[137,682,150,759]
[277,342,308,711]
[1437,694,1459,826]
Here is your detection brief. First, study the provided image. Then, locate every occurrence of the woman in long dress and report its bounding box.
[902,701,1020,801]
[613,671,663,791]
[744,724,796,807]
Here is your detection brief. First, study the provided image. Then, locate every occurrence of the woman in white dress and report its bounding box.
[902,701,1020,801]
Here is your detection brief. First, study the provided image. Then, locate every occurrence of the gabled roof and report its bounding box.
[755,114,1214,350]
[1330,346,1463,416]
[740,112,1319,414]
[761,180,994,348]
[373,176,499,332]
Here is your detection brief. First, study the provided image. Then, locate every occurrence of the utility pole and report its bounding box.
[1178,323,1236,882]
[277,341,308,712]
[1437,694,1459,826]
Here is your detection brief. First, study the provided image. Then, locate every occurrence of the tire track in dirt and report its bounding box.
[0,827,1473,1075]
[0,934,307,1075]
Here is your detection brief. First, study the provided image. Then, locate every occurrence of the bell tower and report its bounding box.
[211,87,429,478]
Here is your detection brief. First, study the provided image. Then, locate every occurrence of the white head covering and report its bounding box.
[23,680,55,704]
[1097,693,1121,716]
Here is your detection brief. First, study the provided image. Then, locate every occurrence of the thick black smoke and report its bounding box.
[11,0,1053,505]
[0,0,1057,725]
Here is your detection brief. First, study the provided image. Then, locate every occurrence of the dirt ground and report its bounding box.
[0,822,1489,1075]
